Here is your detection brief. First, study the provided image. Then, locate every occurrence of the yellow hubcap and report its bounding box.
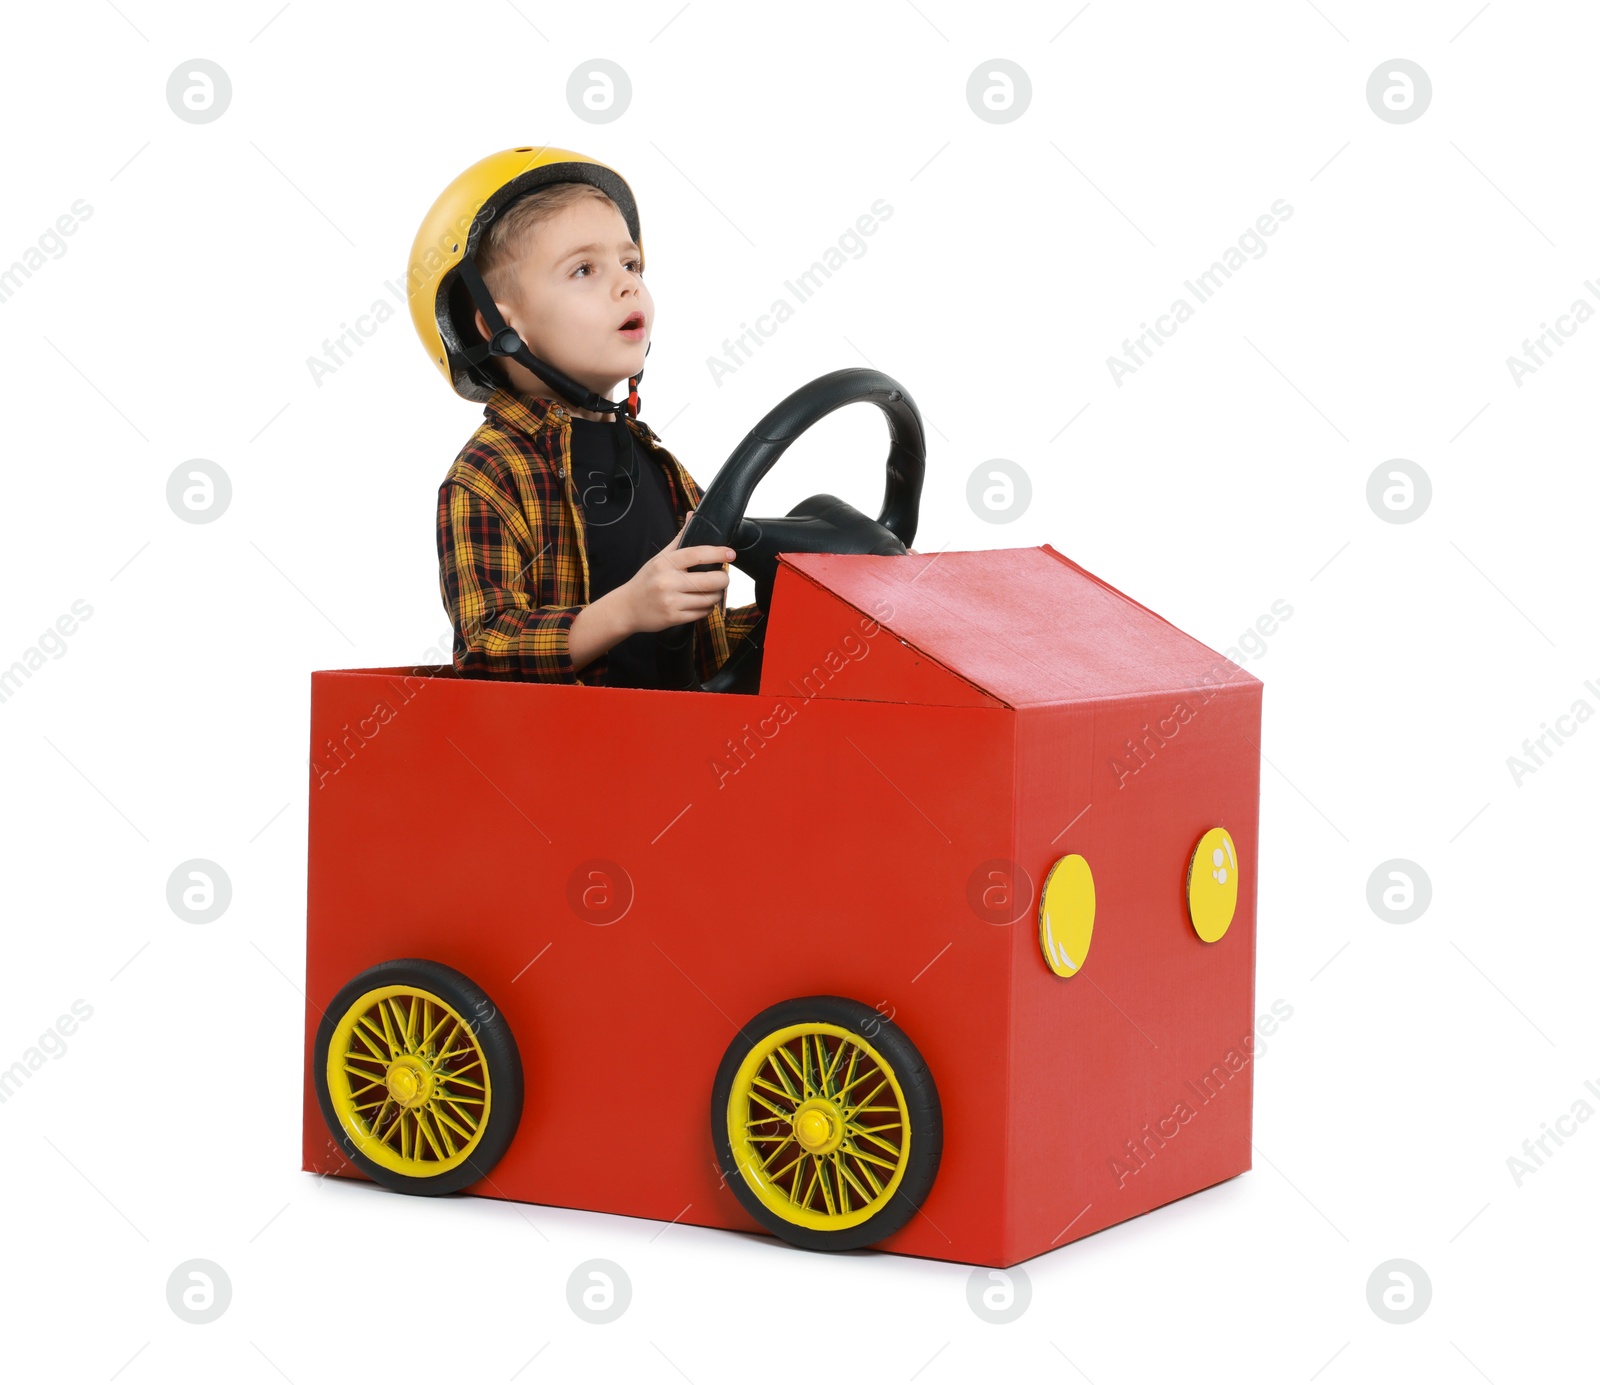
[793,1100,843,1154]
[326,985,492,1178]
[726,1022,911,1232]
[385,1057,431,1107]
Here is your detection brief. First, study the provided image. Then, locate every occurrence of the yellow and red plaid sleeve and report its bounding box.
[438,391,764,690]
[436,479,610,686]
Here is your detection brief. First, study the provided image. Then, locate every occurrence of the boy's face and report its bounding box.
[476,195,653,406]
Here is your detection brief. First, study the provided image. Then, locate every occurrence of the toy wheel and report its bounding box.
[711,995,942,1251]
[313,958,523,1196]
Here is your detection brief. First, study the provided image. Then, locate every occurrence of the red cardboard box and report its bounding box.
[302,544,1263,1266]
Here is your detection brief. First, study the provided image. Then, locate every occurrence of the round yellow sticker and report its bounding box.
[1039,853,1095,978]
[1187,827,1239,942]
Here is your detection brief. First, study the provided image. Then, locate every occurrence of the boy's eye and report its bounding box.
[571,259,644,278]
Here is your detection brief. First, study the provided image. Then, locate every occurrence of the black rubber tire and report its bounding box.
[313,958,524,1196]
[711,995,942,1252]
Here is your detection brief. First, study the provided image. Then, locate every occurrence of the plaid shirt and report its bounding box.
[437,387,762,686]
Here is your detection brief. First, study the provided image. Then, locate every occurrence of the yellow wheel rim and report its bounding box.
[326,984,492,1178]
[726,1022,911,1232]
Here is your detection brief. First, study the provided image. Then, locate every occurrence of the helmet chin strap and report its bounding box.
[455,252,647,419]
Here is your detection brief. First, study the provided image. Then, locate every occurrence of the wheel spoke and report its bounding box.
[376,1003,400,1056]
[821,1034,846,1094]
[374,1106,400,1151]
[813,1034,834,1098]
[750,1074,796,1106]
[794,1147,814,1200]
[745,1088,791,1121]
[848,1127,903,1158]
[841,1140,900,1171]
[422,1004,452,1051]
[395,997,415,1053]
[835,1153,877,1207]
[385,998,412,1055]
[844,1147,886,1196]
[423,1109,451,1160]
[765,1143,804,1183]
[798,1156,821,1210]
[837,1067,887,1099]
[756,1133,797,1171]
[354,1018,389,1060]
[780,1043,810,1092]
[423,1107,455,1158]
[813,1156,838,1215]
[364,1095,394,1135]
[842,1077,888,1117]
[772,1044,806,1097]
[432,1103,475,1143]
[438,1095,482,1130]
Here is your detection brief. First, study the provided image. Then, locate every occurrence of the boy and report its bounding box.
[409,147,761,687]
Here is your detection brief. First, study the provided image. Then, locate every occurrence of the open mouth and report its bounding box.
[618,312,645,332]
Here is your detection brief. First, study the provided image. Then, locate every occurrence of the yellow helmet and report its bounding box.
[406,145,644,406]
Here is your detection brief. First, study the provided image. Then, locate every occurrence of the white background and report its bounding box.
[1,1,1595,1380]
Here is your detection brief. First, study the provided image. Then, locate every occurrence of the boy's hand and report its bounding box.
[622,510,739,633]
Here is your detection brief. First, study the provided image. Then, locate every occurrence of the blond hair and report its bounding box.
[476,181,636,308]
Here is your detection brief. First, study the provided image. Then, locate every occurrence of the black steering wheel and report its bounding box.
[655,367,925,695]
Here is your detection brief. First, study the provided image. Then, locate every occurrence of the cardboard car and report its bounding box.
[300,370,1264,1267]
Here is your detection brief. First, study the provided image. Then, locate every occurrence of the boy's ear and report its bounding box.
[474,308,516,383]
[473,300,519,343]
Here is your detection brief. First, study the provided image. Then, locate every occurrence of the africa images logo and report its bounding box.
[1106,200,1294,386]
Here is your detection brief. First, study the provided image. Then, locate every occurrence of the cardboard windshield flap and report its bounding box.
[303,543,1262,1267]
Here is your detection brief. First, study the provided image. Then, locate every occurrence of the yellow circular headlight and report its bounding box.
[1039,853,1095,977]
[1187,827,1239,942]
